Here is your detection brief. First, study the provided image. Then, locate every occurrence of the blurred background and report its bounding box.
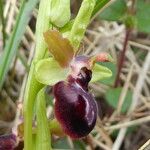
[0,0,150,149]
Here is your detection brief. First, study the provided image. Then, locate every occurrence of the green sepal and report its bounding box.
[34,58,68,85]
[91,63,112,82]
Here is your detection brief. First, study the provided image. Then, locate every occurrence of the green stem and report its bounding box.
[35,88,51,150]
[0,0,6,48]
[69,0,96,49]
[24,65,43,150]
[23,0,52,149]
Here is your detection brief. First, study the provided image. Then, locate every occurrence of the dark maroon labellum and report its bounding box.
[76,67,92,90]
[0,134,17,150]
[53,67,97,139]
[67,67,92,91]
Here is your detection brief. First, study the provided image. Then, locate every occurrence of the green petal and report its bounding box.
[91,63,112,82]
[35,58,68,85]
[44,30,74,68]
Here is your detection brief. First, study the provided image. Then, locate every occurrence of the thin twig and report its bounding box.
[139,139,150,150]
[96,118,113,147]
[112,128,127,150]
[129,41,150,51]
[129,52,150,113]
[92,138,112,150]
[114,29,131,87]
[116,64,134,114]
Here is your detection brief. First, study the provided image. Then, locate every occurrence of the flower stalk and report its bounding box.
[23,0,52,149]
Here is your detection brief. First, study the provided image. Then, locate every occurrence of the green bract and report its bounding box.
[35,58,112,85]
[49,0,70,27]
[69,0,96,48]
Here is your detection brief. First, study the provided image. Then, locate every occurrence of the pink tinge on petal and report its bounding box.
[95,52,113,62]
[70,56,93,78]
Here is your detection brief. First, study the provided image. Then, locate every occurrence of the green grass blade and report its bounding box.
[92,0,111,17]
[17,51,29,72]
[0,0,6,47]
[0,0,39,89]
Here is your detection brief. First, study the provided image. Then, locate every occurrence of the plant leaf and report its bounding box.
[52,138,71,149]
[105,87,132,113]
[99,0,127,21]
[0,0,39,89]
[136,0,150,33]
[91,63,112,82]
[52,138,86,149]
[44,30,74,68]
[35,58,68,85]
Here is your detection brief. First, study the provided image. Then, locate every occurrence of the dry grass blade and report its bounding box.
[139,139,150,150]
[0,0,6,47]
[112,52,150,150]
[105,116,150,131]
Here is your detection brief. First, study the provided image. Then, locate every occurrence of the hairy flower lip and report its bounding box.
[53,81,97,139]
[52,54,111,139]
